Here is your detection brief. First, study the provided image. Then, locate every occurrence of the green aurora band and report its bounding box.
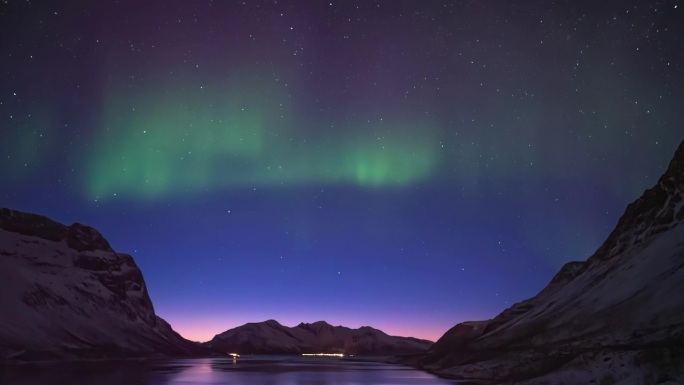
[87,79,440,200]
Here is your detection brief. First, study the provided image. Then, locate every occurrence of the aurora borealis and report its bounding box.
[1,1,683,342]
[89,77,439,198]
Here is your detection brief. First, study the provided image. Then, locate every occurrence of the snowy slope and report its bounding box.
[0,209,209,362]
[206,319,432,355]
[418,140,684,384]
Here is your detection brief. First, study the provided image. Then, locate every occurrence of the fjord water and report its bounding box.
[1,356,459,384]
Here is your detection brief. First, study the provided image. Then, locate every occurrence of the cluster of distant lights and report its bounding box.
[301,353,346,357]
[227,352,346,357]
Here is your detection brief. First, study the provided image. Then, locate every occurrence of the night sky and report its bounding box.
[1,1,682,342]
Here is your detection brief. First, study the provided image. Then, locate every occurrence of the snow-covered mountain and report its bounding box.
[205,319,432,355]
[415,140,684,384]
[0,209,209,362]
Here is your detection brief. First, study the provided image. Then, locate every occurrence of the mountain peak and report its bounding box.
[583,140,684,266]
[308,320,333,327]
[0,208,112,252]
[663,139,684,182]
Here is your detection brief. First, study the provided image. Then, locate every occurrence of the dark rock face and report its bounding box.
[0,208,113,252]
[0,209,209,362]
[586,142,684,266]
[206,319,432,356]
[417,140,684,384]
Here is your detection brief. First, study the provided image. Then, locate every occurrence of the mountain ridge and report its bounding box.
[411,139,684,384]
[404,141,684,385]
[0,208,211,362]
[205,319,432,356]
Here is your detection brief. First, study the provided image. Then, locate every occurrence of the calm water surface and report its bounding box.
[1,356,462,385]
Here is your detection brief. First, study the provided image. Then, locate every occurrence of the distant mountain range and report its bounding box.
[408,140,684,384]
[204,319,432,355]
[0,208,210,362]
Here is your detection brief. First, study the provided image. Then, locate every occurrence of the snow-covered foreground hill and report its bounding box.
[0,209,209,362]
[206,319,432,355]
[414,140,684,384]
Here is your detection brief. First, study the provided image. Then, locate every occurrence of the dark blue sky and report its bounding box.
[1,0,682,341]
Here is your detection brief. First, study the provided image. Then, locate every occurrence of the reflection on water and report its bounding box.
[0,356,461,385]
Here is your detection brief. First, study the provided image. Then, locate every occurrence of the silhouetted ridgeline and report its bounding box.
[205,319,432,355]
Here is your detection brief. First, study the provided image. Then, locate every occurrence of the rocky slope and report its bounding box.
[0,208,209,362]
[206,319,432,355]
[416,140,684,384]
